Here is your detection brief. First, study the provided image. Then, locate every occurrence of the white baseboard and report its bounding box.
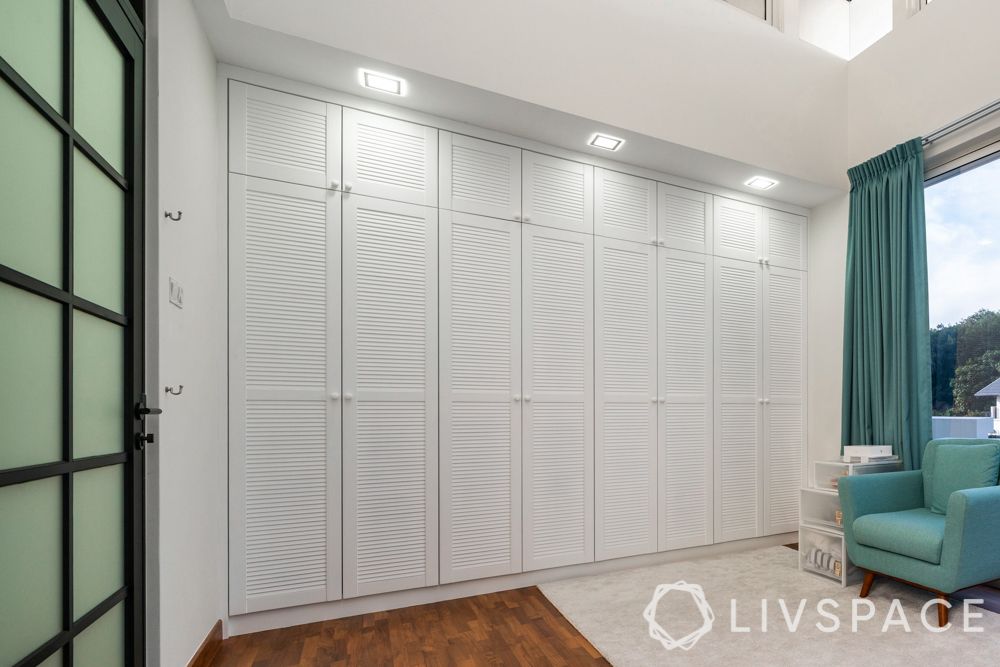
[226,532,795,636]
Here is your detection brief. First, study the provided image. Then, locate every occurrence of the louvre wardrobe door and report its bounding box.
[713,196,762,263]
[439,212,522,583]
[343,194,439,597]
[594,237,658,561]
[439,132,521,221]
[658,248,714,551]
[522,152,594,234]
[522,226,595,571]
[658,183,712,254]
[229,81,342,189]
[343,108,438,206]
[229,175,342,614]
[764,208,807,271]
[593,168,657,244]
[713,257,763,543]
[763,265,806,535]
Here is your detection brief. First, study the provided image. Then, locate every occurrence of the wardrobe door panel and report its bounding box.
[343,195,438,597]
[764,208,807,271]
[440,211,522,583]
[229,82,341,189]
[439,132,521,221]
[522,152,594,233]
[658,183,712,253]
[763,266,806,535]
[522,226,594,571]
[658,248,714,551]
[595,238,657,561]
[594,168,656,244]
[229,175,341,614]
[713,257,762,543]
[343,108,437,206]
[713,197,762,263]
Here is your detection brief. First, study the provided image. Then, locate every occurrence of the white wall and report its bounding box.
[148,0,228,664]
[848,0,1000,165]
[806,194,849,467]
[222,0,849,188]
[806,0,1000,469]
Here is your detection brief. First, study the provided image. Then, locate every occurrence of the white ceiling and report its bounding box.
[194,0,846,208]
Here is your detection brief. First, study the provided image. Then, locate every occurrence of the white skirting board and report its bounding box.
[225,532,794,636]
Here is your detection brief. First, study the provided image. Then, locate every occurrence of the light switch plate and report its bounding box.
[169,277,184,309]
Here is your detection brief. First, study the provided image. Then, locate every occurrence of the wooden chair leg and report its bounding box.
[859,571,875,598]
[938,594,949,627]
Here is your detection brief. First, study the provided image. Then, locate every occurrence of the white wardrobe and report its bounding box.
[227,80,807,615]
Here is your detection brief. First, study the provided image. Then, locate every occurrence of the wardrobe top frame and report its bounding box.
[219,64,810,220]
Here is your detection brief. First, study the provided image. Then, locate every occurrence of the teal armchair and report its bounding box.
[839,438,1000,626]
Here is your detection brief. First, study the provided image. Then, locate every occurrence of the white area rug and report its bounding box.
[539,546,1000,665]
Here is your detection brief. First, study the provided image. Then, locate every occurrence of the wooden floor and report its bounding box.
[206,587,609,667]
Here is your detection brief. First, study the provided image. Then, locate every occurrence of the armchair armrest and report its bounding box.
[838,470,924,523]
[940,485,1000,590]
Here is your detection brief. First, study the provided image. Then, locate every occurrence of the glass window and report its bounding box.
[926,154,1000,438]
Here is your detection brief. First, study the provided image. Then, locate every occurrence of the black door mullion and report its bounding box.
[62,0,77,662]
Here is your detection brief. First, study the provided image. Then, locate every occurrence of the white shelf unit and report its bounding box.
[812,459,901,492]
[799,459,901,587]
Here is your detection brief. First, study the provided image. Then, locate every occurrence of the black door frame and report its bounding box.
[0,0,145,665]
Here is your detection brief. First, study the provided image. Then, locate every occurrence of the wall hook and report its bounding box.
[165,385,184,396]
[164,210,183,221]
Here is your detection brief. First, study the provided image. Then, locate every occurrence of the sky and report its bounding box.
[925,156,1000,328]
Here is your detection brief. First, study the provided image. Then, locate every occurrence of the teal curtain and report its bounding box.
[842,138,932,469]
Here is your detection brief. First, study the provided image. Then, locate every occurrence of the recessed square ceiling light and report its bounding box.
[745,176,779,190]
[588,133,625,151]
[359,69,406,96]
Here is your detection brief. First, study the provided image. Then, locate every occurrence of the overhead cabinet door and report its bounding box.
[343,194,438,597]
[439,132,521,221]
[229,81,341,189]
[594,168,656,244]
[714,197,762,263]
[763,266,806,535]
[658,248,714,551]
[439,211,522,583]
[229,175,341,614]
[343,108,438,206]
[764,208,807,271]
[522,152,594,233]
[659,183,712,254]
[522,226,594,571]
[595,238,657,561]
[713,257,763,543]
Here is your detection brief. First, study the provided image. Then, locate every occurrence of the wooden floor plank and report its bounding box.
[211,587,609,667]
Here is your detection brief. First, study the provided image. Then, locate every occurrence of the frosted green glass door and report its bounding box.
[0,1,145,666]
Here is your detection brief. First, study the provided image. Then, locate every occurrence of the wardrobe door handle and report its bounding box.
[651,396,658,403]
[513,394,521,402]
[523,215,531,223]
[658,397,665,403]
[331,180,340,190]
[330,392,340,400]
[344,393,353,401]
[524,395,532,402]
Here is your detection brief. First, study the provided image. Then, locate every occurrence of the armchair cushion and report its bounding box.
[929,444,1000,514]
[853,508,946,564]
